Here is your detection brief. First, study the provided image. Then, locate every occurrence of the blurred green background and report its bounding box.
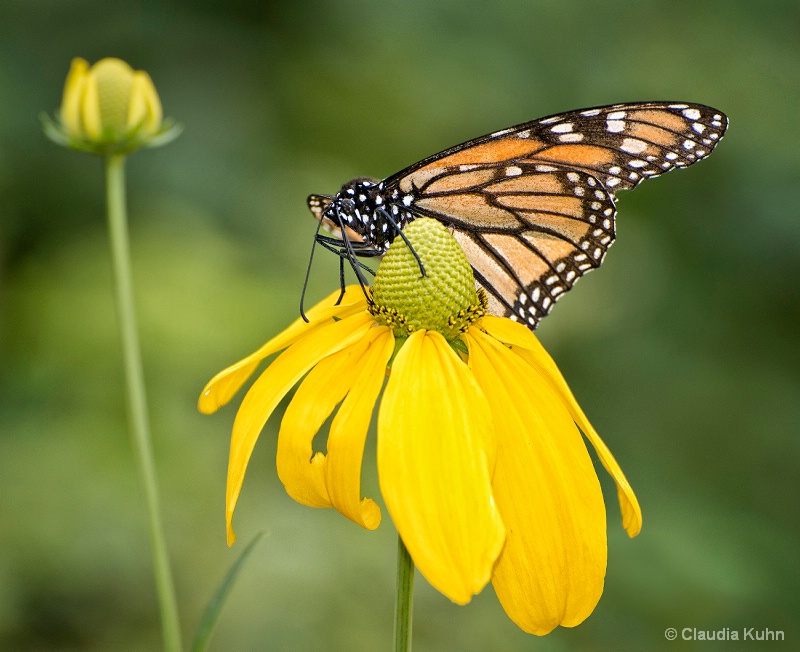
[1,1,798,650]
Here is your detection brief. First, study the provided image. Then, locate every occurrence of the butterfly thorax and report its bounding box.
[323,177,415,253]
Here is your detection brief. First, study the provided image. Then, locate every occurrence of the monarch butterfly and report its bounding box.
[307,102,727,330]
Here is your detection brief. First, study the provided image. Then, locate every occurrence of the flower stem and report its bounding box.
[105,153,182,652]
[393,534,415,652]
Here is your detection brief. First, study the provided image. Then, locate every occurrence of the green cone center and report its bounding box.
[369,218,486,339]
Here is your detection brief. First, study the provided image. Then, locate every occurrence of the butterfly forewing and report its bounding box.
[388,102,727,197]
[310,102,727,330]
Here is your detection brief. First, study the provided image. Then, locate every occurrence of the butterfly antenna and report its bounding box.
[376,207,426,277]
[300,218,326,322]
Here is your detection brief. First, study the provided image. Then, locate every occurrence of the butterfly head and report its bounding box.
[325,177,382,242]
[311,177,411,254]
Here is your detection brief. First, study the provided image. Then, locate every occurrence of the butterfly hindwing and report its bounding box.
[307,194,332,221]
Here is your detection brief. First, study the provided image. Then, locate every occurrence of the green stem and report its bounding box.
[105,154,182,652]
[393,534,415,652]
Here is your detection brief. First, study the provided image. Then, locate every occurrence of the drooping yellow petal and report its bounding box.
[326,326,393,530]
[466,327,606,634]
[199,286,367,414]
[482,315,642,537]
[226,311,374,545]
[276,340,369,510]
[378,330,504,604]
[60,58,89,137]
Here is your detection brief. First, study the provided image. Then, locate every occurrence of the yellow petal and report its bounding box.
[466,328,606,634]
[80,72,102,140]
[326,327,393,530]
[198,286,367,414]
[89,58,135,134]
[378,330,504,604]
[226,311,373,545]
[482,315,642,537]
[60,58,89,137]
[277,340,369,510]
[127,71,163,135]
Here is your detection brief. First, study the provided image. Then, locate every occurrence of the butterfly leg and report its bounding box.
[335,255,347,305]
[374,207,426,278]
[315,235,378,275]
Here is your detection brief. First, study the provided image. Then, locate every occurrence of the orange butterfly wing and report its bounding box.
[382,102,727,327]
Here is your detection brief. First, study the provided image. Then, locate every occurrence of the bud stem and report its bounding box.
[105,153,182,652]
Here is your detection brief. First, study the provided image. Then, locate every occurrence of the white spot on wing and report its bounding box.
[682,108,701,120]
[621,138,647,154]
[606,120,625,133]
[550,122,573,133]
[558,133,584,142]
[505,166,523,176]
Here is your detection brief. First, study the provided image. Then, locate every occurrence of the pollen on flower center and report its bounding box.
[369,218,486,339]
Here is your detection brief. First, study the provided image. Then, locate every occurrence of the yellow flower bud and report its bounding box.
[44,57,178,155]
